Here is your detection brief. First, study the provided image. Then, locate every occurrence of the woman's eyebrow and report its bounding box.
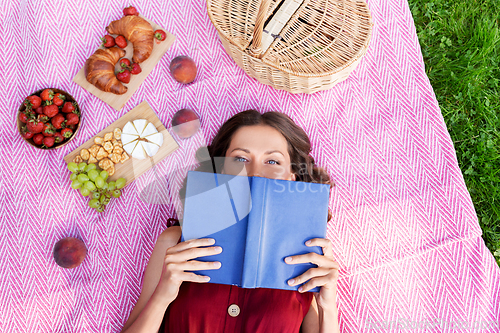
[231,148,284,156]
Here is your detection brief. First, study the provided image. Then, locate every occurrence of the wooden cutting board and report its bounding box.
[64,101,179,187]
[73,16,176,111]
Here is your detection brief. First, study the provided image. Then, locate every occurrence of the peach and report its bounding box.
[53,237,87,269]
[169,55,197,84]
[171,108,200,139]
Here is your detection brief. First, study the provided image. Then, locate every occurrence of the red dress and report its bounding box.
[163,281,314,333]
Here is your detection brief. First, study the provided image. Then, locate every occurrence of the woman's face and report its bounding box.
[222,125,296,181]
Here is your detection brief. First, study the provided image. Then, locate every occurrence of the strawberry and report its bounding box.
[42,123,56,136]
[123,6,139,16]
[61,128,73,138]
[42,136,55,148]
[54,132,64,143]
[101,35,115,48]
[115,35,127,49]
[20,126,34,139]
[40,89,54,101]
[53,93,65,106]
[130,63,142,75]
[51,113,66,129]
[66,112,80,126]
[43,104,59,118]
[116,69,131,83]
[19,112,29,123]
[119,58,131,68]
[34,106,44,115]
[62,101,76,113]
[27,118,44,133]
[33,133,44,145]
[37,114,49,123]
[154,30,166,44]
[24,95,42,109]
[68,124,76,130]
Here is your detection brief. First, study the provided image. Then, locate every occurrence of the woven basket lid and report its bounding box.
[208,0,372,77]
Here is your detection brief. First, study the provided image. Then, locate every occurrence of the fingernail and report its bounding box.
[305,240,312,245]
[298,286,303,292]
[288,279,295,285]
[213,261,221,268]
[215,246,222,252]
[208,239,216,244]
[204,276,210,281]
[285,257,292,263]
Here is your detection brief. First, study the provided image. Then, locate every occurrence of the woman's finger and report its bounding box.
[285,252,338,268]
[166,238,216,254]
[287,267,331,287]
[305,238,334,257]
[180,271,212,283]
[296,274,337,293]
[165,245,222,263]
[177,259,222,272]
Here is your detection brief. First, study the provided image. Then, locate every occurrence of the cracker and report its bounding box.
[94,136,104,145]
[89,144,100,157]
[99,158,113,170]
[112,147,124,155]
[104,141,114,153]
[110,153,121,164]
[120,152,130,163]
[88,154,98,164]
[104,132,113,142]
[80,148,90,161]
[73,155,83,164]
[96,147,108,160]
[113,128,122,140]
[106,164,115,176]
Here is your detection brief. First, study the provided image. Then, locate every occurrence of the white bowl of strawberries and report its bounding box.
[17,88,81,149]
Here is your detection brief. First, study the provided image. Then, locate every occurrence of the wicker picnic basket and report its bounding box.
[207,0,372,94]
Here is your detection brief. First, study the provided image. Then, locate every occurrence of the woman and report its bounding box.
[120,110,340,333]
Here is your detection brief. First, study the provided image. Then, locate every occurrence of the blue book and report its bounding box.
[181,170,330,292]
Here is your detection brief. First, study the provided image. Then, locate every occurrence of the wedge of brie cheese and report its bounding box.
[121,119,164,159]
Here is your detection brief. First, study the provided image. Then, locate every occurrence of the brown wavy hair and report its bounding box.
[178,110,333,221]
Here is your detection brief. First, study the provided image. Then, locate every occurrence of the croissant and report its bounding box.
[106,16,154,64]
[85,47,127,95]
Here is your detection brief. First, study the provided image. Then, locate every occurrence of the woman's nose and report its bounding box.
[246,162,261,177]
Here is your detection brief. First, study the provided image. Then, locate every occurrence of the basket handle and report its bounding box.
[249,0,273,58]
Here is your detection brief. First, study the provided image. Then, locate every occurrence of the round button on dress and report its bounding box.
[227,304,240,317]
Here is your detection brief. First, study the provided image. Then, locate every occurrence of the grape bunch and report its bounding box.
[67,162,126,212]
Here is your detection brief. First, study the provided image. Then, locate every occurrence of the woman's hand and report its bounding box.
[155,238,222,304]
[285,238,339,308]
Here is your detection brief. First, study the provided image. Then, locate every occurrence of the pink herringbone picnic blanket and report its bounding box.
[1,0,499,332]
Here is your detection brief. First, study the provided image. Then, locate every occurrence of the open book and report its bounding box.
[181,171,330,292]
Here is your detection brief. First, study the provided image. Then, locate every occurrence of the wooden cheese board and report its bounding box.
[64,101,179,187]
[73,15,176,111]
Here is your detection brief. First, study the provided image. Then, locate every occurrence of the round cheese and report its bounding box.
[121,120,164,159]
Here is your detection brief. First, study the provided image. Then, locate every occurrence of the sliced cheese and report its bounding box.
[122,121,138,136]
[142,122,158,137]
[133,119,148,137]
[142,141,160,157]
[121,133,139,146]
[145,132,163,147]
[123,140,139,157]
[131,141,147,160]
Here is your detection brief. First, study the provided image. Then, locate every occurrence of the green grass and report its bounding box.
[408,0,500,266]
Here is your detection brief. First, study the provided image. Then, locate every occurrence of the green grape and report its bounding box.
[88,199,100,208]
[88,169,99,182]
[105,192,111,198]
[112,189,121,198]
[115,178,126,189]
[95,176,105,189]
[85,163,97,172]
[78,162,87,172]
[84,181,96,192]
[70,173,78,181]
[96,205,105,213]
[100,170,109,181]
[78,174,90,182]
[67,162,78,173]
[107,181,116,191]
[80,187,90,196]
[99,195,107,203]
[92,192,101,200]
[102,197,111,205]
[71,180,82,190]
[101,182,108,191]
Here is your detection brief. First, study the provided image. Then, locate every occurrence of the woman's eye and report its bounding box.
[267,160,280,165]
[234,156,247,162]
